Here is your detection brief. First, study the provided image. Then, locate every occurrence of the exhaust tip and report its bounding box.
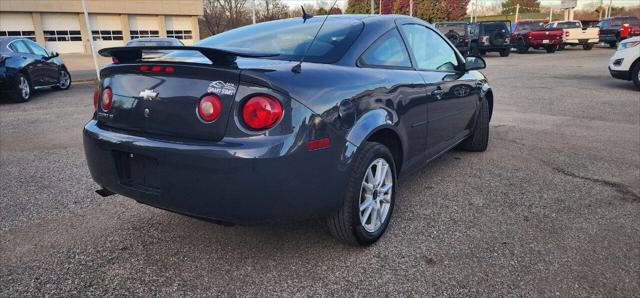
[96,188,115,197]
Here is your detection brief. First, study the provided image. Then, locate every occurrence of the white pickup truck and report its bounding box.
[546,21,599,50]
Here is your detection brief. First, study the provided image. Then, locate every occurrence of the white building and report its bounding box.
[0,0,203,53]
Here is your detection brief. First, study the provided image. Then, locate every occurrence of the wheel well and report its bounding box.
[630,58,640,74]
[367,128,403,173]
[485,90,494,121]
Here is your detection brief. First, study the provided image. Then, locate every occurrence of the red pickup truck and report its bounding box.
[510,20,564,53]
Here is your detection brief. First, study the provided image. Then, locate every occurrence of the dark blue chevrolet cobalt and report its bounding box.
[84,15,493,246]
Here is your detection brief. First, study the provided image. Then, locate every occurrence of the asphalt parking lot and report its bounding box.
[1,47,639,296]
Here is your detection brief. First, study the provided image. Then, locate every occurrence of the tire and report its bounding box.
[10,73,31,102]
[558,44,566,50]
[583,43,594,50]
[459,98,490,152]
[499,48,510,57]
[609,41,617,48]
[470,42,480,56]
[632,61,640,91]
[52,68,71,90]
[479,50,487,56]
[327,142,396,246]
[545,45,557,53]
[516,39,529,54]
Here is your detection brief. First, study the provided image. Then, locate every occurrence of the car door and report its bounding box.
[25,40,59,85]
[8,40,44,86]
[398,23,479,154]
[357,28,429,166]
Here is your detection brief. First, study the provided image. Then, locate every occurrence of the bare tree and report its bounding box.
[217,0,250,28]
[201,0,227,36]
[257,0,290,22]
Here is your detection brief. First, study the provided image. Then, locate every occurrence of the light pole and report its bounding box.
[81,0,100,80]
[252,0,256,24]
[410,0,413,17]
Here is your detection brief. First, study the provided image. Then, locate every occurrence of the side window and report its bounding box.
[26,40,49,56]
[359,29,412,68]
[10,40,32,54]
[401,24,458,72]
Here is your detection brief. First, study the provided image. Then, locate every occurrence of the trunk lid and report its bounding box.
[98,64,239,141]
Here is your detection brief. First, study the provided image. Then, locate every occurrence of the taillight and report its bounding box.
[101,87,113,111]
[138,65,175,73]
[112,57,119,64]
[197,94,222,122]
[565,31,570,37]
[93,86,100,110]
[241,95,283,130]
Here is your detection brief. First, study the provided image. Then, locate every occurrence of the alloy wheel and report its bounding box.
[359,158,393,233]
[58,70,70,89]
[19,76,30,99]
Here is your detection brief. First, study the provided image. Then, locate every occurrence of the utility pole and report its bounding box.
[371,0,375,14]
[549,8,553,22]
[81,0,100,80]
[470,0,475,23]
[515,4,520,23]
[607,0,613,18]
[379,0,382,14]
[251,0,256,24]
[409,0,413,17]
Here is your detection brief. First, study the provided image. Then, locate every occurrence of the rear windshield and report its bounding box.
[127,40,176,47]
[516,22,545,31]
[481,22,509,33]
[556,21,581,29]
[612,17,639,26]
[196,17,364,63]
[435,23,467,35]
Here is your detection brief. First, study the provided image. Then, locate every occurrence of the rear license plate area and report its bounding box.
[113,151,161,193]
[543,40,550,44]
[579,39,588,43]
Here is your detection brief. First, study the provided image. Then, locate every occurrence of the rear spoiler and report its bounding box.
[98,46,278,66]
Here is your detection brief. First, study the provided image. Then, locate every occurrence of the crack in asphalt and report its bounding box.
[551,167,640,203]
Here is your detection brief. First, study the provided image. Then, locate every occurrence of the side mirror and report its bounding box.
[50,51,59,58]
[465,56,486,71]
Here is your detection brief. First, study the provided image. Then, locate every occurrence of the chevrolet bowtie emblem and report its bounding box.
[139,89,159,101]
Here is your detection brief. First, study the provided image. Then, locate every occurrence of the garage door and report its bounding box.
[89,14,124,49]
[166,16,194,45]
[0,12,36,41]
[41,13,83,53]
[128,15,159,40]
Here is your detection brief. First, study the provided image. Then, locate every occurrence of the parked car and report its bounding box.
[609,36,640,90]
[511,20,563,53]
[597,16,640,48]
[125,37,184,59]
[435,22,471,55]
[546,20,599,50]
[85,15,494,246]
[0,37,71,102]
[435,21,511,57]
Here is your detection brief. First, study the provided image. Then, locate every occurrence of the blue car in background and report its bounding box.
[0,37,71,102]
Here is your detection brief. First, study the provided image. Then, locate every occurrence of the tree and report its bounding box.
[256,0,290,22]
[441,0,470,21]
[346,0,377,14]
[501,0,540,15]
[201,0,227,36]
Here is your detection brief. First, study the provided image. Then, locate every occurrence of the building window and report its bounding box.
[92,30,123,41]
[43,30,82,42]
[0,31,36,41]
[166,30,192,40]
[130,30,159,39]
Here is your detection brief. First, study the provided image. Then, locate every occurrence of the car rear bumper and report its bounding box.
[528,39,561,46]
[599,34,618,42]
[478,45,511,51]
[83,120,351,224]
[564,38,599,45]
[609,67,631,81]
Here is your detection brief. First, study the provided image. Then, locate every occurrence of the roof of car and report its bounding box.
[0,37,31,53]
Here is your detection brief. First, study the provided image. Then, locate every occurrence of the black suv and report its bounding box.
[469,21,512,57]
[435,22,471,55]
[436,21,511,57]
